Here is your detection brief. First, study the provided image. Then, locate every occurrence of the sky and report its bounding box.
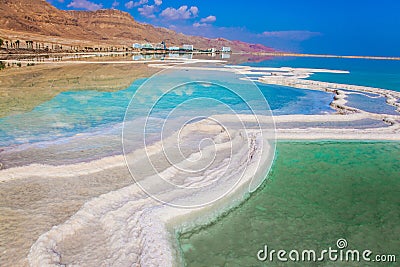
[47,0,400,56]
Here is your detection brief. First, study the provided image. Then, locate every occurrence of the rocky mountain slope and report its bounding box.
[0,0,273,52]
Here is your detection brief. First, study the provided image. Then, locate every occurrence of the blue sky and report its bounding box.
[48,0,400,56]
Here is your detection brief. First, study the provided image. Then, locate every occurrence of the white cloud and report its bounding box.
[112,0,119,8]
[154,0,162,6]
[189,6,198,16]
[165,23,322,53]
[67,0,103,11]
[193,22,209,27]
[160,5,199,20]
[125,1,134,8]
[200,15,216,23]
[125,0,148,9]
[259,31,321,41]
[138,4,156,18]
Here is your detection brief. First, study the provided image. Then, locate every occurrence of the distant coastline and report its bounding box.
[254,51,400,60]
[1,50,399,63]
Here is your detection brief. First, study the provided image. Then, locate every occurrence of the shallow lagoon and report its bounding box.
[179,142,400,266]
[0,79,333,146]
[346,93,399,115]
[242,57,400,92]
[0,64,334,168]
[0,59,399,266]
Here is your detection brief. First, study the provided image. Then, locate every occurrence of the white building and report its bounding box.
[168,53,180,58]
[221,46,231,52]
[182,53,193,60]
[132,43,142,49]
[132,54,144,61]
[221,53,231,59]
[168,46,180,51]
[142,43,154,50]
[182,44,194,51]
[154,43,165,50]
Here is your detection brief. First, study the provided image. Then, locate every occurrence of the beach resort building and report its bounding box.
[132,54,144,61]
[132,43,142,49]
[222,46,231,52]
[221,53,231,59]
[154,43,165,50]
[182,44,194,51]
[141,43,154,50]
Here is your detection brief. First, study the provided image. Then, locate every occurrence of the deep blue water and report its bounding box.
[243,57,400,91]
[346,93,399,115]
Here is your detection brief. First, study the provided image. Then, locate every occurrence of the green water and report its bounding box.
[179,142,400,266]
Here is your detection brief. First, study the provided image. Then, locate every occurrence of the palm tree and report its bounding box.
[0,39,3,48]
[15,40,20,49]
[5,40,8,49]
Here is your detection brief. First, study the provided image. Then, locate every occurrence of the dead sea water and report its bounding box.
[179,141,400,266]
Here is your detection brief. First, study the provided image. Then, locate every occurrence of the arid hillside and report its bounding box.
[0,0,273,52]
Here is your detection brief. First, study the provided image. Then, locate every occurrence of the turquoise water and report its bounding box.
[179,142,400,266]
[243,57,400,91]
[1,57,399,168]
[4,57,400,152]
[0,82,139,147]
[0,58,399,265]
[0,74,333,149]
[2,57,399,151]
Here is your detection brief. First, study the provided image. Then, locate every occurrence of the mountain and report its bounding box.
[0,0,273,52]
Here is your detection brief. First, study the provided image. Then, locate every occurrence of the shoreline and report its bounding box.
[1,130,399,266]
[150,63,400,121]
[1,112,399,177]
[1,50,399,61]
[178,141,400,266]
[1,61,400,266]
[1,119,399,266]
[1,110,399,264]
[24,118,271,266]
